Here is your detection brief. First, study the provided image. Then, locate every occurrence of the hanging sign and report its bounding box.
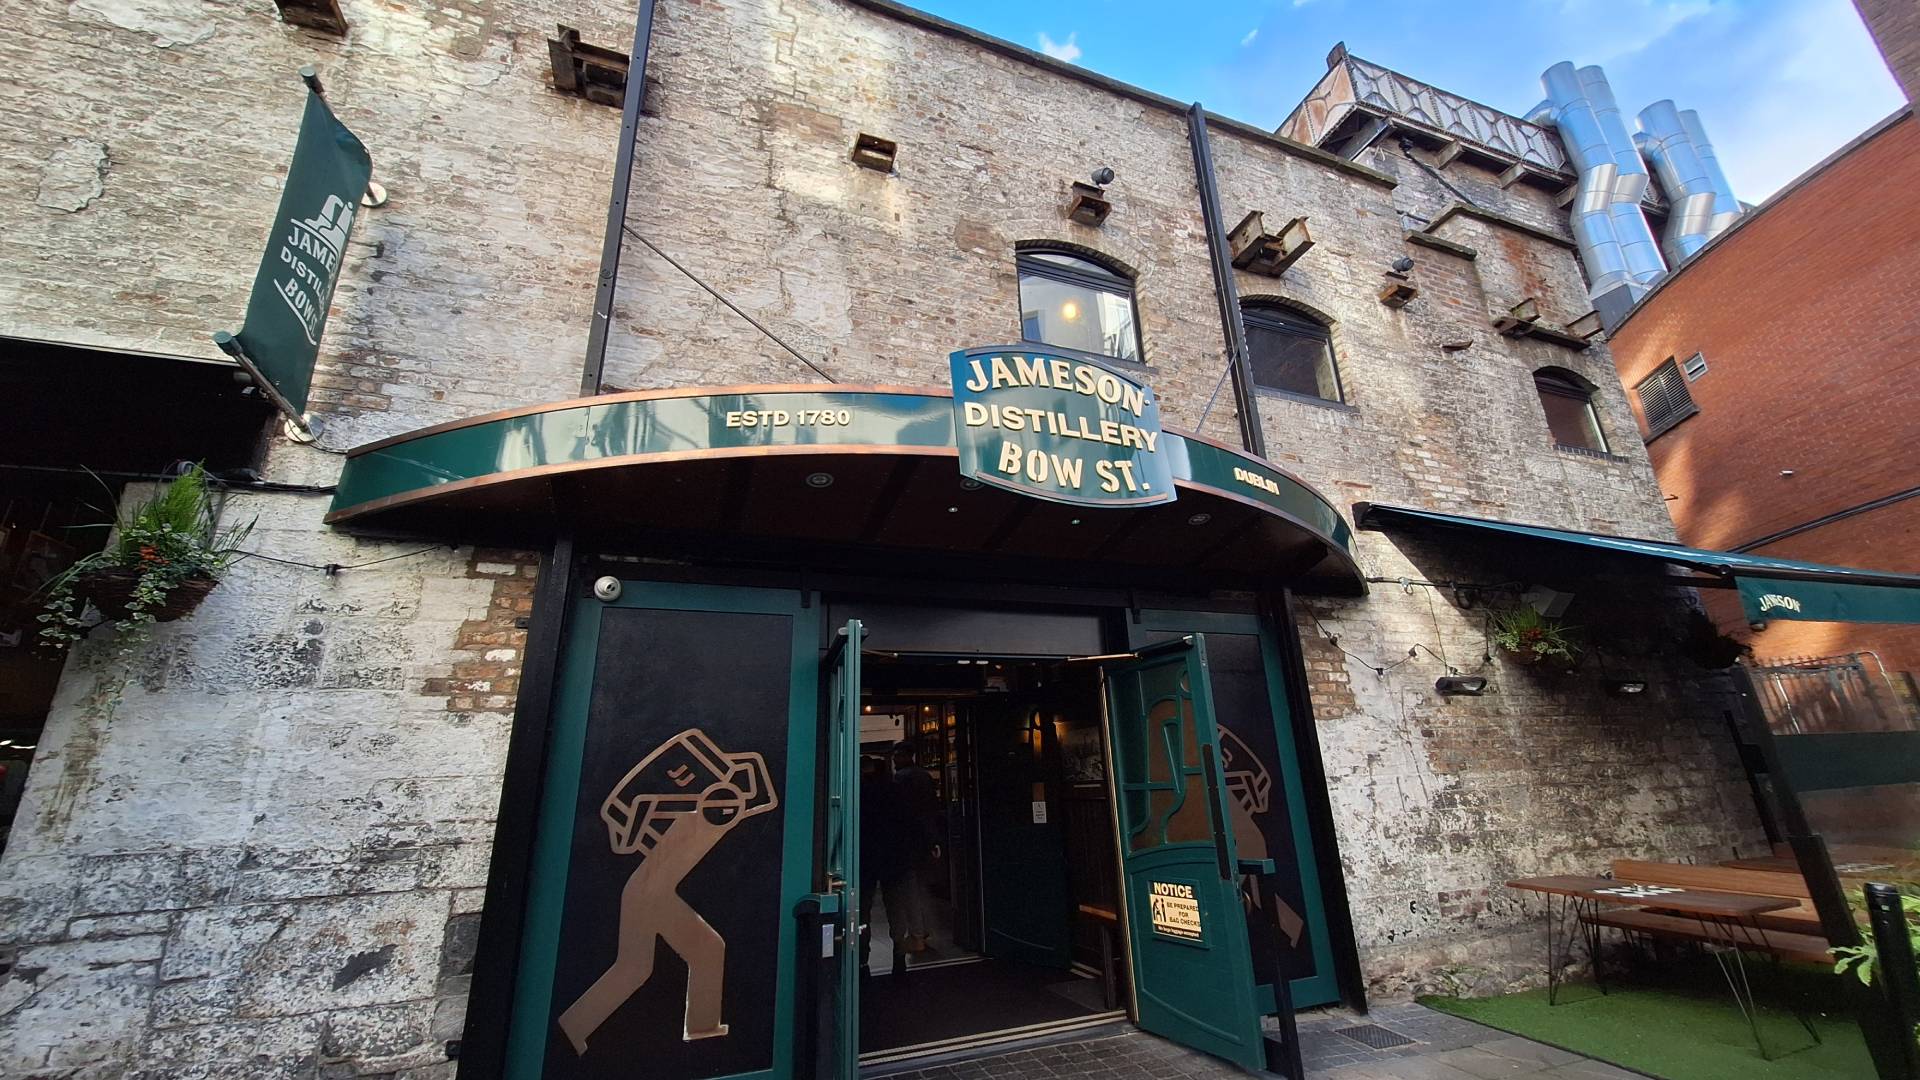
[1148,880,1203,941]
[949,346,1176,507]
[215,74,373,422]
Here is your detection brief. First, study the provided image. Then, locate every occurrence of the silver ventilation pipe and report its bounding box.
[1635,100,1717,263]
[1533,62,1668,329]
[1680,108,1743,236]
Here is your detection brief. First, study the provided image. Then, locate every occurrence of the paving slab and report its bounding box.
[875,1005,1623,1079]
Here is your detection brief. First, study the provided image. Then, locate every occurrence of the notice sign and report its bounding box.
[950,346,1176,508]
[1149,880,1203,941]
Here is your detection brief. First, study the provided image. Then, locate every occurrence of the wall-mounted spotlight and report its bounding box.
[1435,676,1489,696]
[1607,679,1649,696]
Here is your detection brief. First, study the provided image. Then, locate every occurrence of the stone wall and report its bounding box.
[0,0,620,1074]
[0,0,1764,1074]
[589,0,1758,1001]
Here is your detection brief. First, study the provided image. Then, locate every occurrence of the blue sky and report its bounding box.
[910,0,1904,200]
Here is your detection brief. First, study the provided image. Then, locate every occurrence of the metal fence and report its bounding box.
[1748,651,1920,734]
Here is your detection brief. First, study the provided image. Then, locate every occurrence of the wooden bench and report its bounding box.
[1584,908,1833,966]
[1611,859,1825,937]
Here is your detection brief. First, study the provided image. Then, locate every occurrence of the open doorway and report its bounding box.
[854,655,1128,1063]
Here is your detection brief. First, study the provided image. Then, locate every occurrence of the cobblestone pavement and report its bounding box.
[874,1003,1640,1079]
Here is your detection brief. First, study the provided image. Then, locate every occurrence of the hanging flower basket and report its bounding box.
[38,464,252,650]
[74,568,219,623]
[1489,606,1580,668]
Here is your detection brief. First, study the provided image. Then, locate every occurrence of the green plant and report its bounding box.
[37,465,253,648]
[1831,886,1920,1050]
[1678,609,1750,669]
[1489,606,1580,664]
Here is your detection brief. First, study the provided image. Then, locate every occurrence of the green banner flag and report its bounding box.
[217,78,372,421]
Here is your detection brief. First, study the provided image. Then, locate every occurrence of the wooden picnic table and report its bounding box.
[1507,875,1796,919]
[1506,875,1811,1060]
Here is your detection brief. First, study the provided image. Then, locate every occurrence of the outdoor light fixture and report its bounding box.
[1435,676,1489,696]
[1187,512,1212,526]
[1607,679,1649,696]
[804,471,834,489]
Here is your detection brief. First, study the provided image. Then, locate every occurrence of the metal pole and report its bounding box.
[1865,882,1920,1079]
[1185,103,1265,458]
[579,0,659,397]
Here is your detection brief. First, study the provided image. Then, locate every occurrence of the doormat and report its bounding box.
[1332,1024,1416,1050]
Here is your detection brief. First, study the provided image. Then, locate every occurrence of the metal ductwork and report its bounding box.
[1635,101,1744,265]
[1635,100,1717,263]
[1680,107,1743,236]
[1531,62,1667,330]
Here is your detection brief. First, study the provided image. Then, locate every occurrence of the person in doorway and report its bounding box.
[890,742,941,956]
[858,753,912,977]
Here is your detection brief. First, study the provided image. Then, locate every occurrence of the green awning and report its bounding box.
[1357,503,1920,625]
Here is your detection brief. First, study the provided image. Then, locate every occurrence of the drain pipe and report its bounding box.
[1187,103,1266,458]
[579,0,658,396]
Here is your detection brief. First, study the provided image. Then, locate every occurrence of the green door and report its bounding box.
[505,582,818,1080]
[1105,636,1268,1071]
[976,698,1074,969]
[819,621,863,1080]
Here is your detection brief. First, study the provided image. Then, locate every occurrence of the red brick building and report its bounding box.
[1608,105,1920,685]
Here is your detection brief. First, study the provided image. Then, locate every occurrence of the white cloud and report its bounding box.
[1240,28,1259,47]
[1689,0,1903,198]
[1038,31,1081,64]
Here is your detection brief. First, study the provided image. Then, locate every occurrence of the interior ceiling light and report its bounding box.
[1435,676,1489,696]
[1060,300,1081,321]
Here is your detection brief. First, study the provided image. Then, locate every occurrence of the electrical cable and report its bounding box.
[622,224,838,384]
[236,543,446,577]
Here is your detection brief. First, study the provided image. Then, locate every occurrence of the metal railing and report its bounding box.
[1748,651,1920,734]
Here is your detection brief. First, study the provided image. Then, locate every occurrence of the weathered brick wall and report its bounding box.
[1856,0,1920,103]
[0,0,628,446]
[0,0,617,1074]
[0,0,1763,1073]
[597,0,1754,1001]
[1607,110,1920,676]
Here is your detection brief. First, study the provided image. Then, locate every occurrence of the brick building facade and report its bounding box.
[0,1,1768,1076]
[1606,107,1920,684]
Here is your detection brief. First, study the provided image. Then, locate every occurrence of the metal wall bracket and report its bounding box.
[1067,181,1112,226]
[1228,211,1314,277]
[548,25,629,107]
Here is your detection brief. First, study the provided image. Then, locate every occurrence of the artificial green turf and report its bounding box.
[1420,965,1874,1080]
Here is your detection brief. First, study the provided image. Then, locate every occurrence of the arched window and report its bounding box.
[1016,248,1142,363]
[1534,368,1608,453]
[1243,303,1342,403]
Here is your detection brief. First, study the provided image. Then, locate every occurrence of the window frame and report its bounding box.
[1241,302,1345,406]
[1635,357,1700,440]
[1015,247,1146,365]
[1533,368,1610,454]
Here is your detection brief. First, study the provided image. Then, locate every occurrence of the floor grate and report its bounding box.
[1331,1024,1416,1050]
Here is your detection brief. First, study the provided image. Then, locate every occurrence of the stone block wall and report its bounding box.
[0,492,518,1078]
[0,0,1764,1072]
